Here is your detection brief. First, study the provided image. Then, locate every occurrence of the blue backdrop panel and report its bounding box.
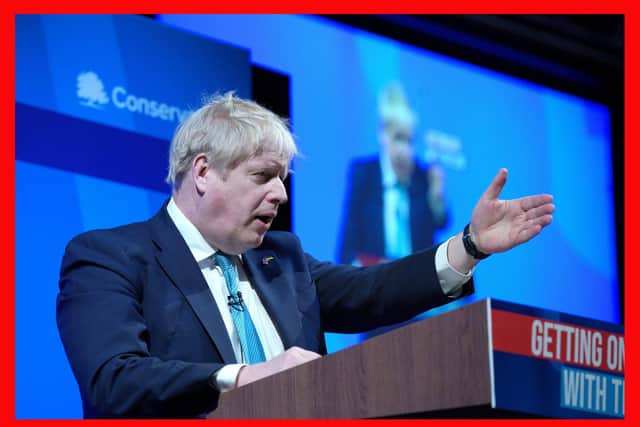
[16,159,170,418]
[15,14,251,418]
[16,14,250,141]
[16,103,171,193]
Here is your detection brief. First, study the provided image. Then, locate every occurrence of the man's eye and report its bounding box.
[254,172,271,181]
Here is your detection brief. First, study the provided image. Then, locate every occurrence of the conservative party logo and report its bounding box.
[77,71,109,109]
[76,70,191,123]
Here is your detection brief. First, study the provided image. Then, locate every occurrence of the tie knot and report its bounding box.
[395,181,409,190]
[213,252,233,272]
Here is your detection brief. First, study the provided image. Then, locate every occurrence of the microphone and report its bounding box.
[227,291,245,312]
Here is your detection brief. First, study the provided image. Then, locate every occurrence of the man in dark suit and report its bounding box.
[338,156,446,265]
[338,82,447,265]
[56,92,555,418]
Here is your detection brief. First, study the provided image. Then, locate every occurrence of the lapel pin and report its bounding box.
[261,256,274,265]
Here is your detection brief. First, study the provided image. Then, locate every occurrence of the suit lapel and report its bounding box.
[409,168,432,250]
[370,160,386,256]
[149,204,236,364]
[243,248,300,349]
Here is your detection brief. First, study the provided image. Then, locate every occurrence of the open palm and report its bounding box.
[471,168,555,254]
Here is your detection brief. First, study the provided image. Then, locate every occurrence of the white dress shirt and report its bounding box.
[380,151,413,259]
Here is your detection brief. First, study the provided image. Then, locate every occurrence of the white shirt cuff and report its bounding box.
[214,363,246,393]
[435,236,474,297]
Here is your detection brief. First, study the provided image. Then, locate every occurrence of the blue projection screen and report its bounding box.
[158,15,620,350]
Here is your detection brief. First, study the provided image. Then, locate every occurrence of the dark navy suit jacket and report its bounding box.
[337,156,447,265]
[56,201,471,418]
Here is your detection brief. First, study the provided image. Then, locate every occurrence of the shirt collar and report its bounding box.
[380,150,399,189]
[167,197,218,264]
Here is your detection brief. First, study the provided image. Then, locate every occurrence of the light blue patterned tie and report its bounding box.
[390,183,412,259]
[214,252,266,364]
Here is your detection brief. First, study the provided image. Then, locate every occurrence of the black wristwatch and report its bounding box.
[462,223,490,260]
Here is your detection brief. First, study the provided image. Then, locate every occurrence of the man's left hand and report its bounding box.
[470,168,554,254]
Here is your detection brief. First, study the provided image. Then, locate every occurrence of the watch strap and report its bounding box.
[462,223,490,260]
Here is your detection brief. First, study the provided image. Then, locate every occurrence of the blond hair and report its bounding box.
[166,91,297,186]
[378,82,416,130]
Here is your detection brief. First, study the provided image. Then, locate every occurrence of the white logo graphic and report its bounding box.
[77,71,109,109]
[423,129,467,171]
[76,70,191,123]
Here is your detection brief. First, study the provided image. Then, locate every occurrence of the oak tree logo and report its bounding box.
[77,71,109,109]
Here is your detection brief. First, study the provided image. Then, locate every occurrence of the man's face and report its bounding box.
[381,123,415,183]
[196,151,288,255]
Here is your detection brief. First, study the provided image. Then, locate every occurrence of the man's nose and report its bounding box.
[269,177,288,204]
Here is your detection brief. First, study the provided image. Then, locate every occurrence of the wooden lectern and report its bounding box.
[209,298,624,419]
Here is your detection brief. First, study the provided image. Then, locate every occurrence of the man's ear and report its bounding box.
[192,154,210,194]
